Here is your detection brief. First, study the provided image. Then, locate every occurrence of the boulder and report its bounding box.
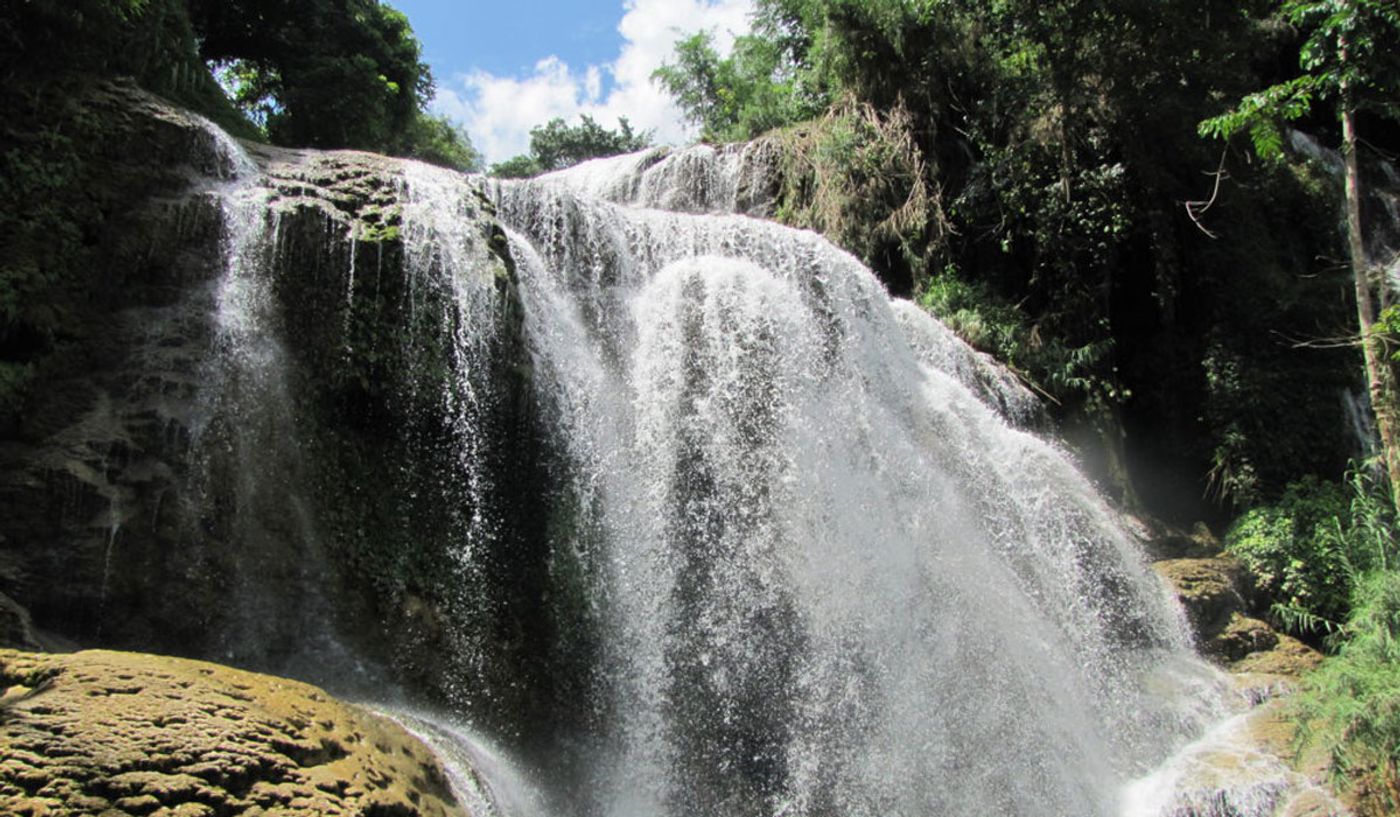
[0,649,469,817]
[1153,557,1249,641]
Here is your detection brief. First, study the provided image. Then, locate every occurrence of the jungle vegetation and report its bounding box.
[489,115,653,178]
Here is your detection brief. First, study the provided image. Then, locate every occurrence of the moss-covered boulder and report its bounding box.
[0,649,469,817]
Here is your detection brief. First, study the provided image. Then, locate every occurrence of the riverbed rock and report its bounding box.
[1232,631,1323,678]
[0,649,469,817]
[1153,557,1251,651]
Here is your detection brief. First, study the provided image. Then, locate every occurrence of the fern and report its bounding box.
[1199,75,1323,159]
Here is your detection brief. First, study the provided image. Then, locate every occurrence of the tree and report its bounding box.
[190,0,469,159]
[399,113,482,172]
[652,29,822,142]
[1201,0,1400,509]
[489,155,543,180]
[490,115,651,177]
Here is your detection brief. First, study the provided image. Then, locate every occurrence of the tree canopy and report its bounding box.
[187,0,479,168]
[490,115,651,178]
[190,0,426,153]
[0,0,481,169]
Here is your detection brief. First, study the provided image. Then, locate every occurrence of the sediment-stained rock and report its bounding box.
[0,649,469,817]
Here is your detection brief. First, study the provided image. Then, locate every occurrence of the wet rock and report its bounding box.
[0,649,469,817]
[0,80,525,709]
[0,593,39,650]
[1214,614,1280,663]
[1130,700,1351,817]
[1153,557,1249,642]
[1136,517,1342,816]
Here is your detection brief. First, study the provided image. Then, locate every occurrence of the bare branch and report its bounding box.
[1184,145,1230,239]
[1269,328,1363,350]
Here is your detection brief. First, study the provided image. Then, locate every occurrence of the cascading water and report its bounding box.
[163,118,1309,816]
[489,149,1228,817]
[185,127,385,686]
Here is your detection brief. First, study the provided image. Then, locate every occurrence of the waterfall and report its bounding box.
[186,127,383,687]
[489,150,1227,817]
[163,119,1278,816]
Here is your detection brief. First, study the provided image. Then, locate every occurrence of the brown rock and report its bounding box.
[1232,633,1324,677]
[1153,557,1248,638]
[0,649,469,817]
[1213,613,1280,662]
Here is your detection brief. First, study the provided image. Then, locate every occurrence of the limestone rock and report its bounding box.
[1232,632,1323,677]
[1213,613,1280,662]
[0,649,469,817]
[1153,557,1249,640]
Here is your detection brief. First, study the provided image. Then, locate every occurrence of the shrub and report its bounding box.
[1226,471,1395,635]
[1227,476,1351,628]
[1296,569,1400,814]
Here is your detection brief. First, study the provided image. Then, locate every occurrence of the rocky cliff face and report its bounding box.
[0,82,542,732]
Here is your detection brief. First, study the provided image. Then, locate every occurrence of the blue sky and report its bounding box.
[389,0,755,163]
[392,1,626,82]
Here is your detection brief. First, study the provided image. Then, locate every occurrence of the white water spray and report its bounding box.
[490,151,1230,817]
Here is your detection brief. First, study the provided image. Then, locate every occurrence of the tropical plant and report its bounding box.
[1296,567,1400,813]
[1227,470,1397,635]
[189,0,479,163]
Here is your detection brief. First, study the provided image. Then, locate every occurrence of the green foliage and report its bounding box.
[1295,570,1400,813]
[653,30,824,142]
[189,0,433,153]
[490,115,651,177]
[1227,471,1396,634]
[1200,0,1400,152]
[399,112,482,172]
[0,0,258,138]
[1377,305,1400,364]
[529,115,650,171]
[920,268,1121,409]
[1227,476,1353,628]
[653,0,1310,433]
[1199,75,1323,159]
[191,0,481,164]
[3,0,477,163]
[490,155,544,180]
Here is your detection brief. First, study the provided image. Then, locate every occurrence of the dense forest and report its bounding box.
[3,0,1400,812]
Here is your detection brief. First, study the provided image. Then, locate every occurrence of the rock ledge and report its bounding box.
[0,649,468,817]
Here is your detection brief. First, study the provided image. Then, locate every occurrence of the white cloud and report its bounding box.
[433,0,755,165]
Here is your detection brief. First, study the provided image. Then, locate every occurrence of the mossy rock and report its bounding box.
[1153,557,1248,639]
[0,649,470,817]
